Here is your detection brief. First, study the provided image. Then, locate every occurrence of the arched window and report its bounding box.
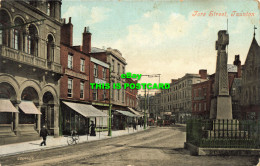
[27,24,38,56]
[0,10,11,47]
[47,34,54,62]
[13,17,25,50]
[47,2,51,16]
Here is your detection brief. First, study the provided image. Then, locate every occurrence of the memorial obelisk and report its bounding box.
[210,30,233,119]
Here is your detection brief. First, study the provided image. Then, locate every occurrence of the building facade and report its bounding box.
[106,48,127,108]
[241,34,260,120]
[161,70,208,123]
[0,0,62,144]
[60,19,109,135]
[192,75,213,119]
[192,57,242,119]
[125,78,138,109]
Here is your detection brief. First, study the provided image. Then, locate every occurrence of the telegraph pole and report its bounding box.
[141,74,161,129]
[144,85,147,129]
[108,64,112,136]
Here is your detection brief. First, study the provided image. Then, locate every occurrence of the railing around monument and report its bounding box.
[186,119,260,148]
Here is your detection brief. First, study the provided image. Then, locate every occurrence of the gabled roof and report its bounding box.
[244,36,260,66]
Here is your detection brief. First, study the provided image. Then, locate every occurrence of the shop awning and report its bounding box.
[19,101,41,114]
[0,99,19,113]
[63,101,108,117]
[115,110,137,117]
[127,107,142,117]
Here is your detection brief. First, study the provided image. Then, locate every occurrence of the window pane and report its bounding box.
[93,88,97,100]
[80,82,84,98]
[94,64,98,77]
[47,3,51,16]
[68,79,73,97]
[103,69,105,78]
[117,63,120,75]
[68,54,73,69]
[80,59,85,72]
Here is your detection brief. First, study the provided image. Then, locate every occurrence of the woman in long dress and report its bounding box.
[90,121,96,136]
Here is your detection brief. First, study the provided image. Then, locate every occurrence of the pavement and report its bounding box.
[0,125,146,157]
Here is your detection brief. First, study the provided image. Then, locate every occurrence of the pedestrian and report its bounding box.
[40,125,49,146]
[173,118,176,125]
[133,120,137,130]
[90,121,96,136]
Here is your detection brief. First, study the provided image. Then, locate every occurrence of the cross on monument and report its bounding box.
[210,30,233,119]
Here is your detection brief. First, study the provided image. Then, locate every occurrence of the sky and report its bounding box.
[61,0,260,94]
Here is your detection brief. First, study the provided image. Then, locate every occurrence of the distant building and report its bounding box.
[192,56,242,119]
[240,33,260,120]
[161,70,208,123]
[125,78,138,109]
[192,75,213,119]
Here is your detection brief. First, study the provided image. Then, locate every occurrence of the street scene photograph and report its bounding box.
[0,0,260,165]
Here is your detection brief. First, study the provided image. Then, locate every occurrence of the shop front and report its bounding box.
[0,99,19,141]
[113,110,137,130]
[61,101,108,135]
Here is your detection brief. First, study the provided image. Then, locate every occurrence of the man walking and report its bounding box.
[40,125,49,146]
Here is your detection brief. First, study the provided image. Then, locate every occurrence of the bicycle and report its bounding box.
[67,130,80,145]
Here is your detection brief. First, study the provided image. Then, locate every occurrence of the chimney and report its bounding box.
[61,17,73,46]
[199,69,207,79]
[82,27,92,54]
[233,55,242,78]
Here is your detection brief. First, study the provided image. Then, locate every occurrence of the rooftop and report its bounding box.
[91,47,106,53]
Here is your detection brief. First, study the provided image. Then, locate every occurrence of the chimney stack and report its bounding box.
[82,27,92,54]
[233,55,242,78]
[61,17,73,46]
[199,69,207,79]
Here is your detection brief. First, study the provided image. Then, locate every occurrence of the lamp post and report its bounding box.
[108,63,112,136]
[144,86,147,129]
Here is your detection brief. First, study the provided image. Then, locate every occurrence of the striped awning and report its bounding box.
[19,101,41,114]
[63,101,108,117]
[0,99,19,113]
[115,110,137,117]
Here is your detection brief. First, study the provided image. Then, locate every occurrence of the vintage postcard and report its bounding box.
[0,0,260,165]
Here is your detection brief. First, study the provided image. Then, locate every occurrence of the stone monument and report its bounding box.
[210,30,233,119]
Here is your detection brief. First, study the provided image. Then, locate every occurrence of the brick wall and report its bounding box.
[125,78,138,109]
[60,44,90,101]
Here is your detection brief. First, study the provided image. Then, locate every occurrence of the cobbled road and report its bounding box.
[0,125,258,166]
